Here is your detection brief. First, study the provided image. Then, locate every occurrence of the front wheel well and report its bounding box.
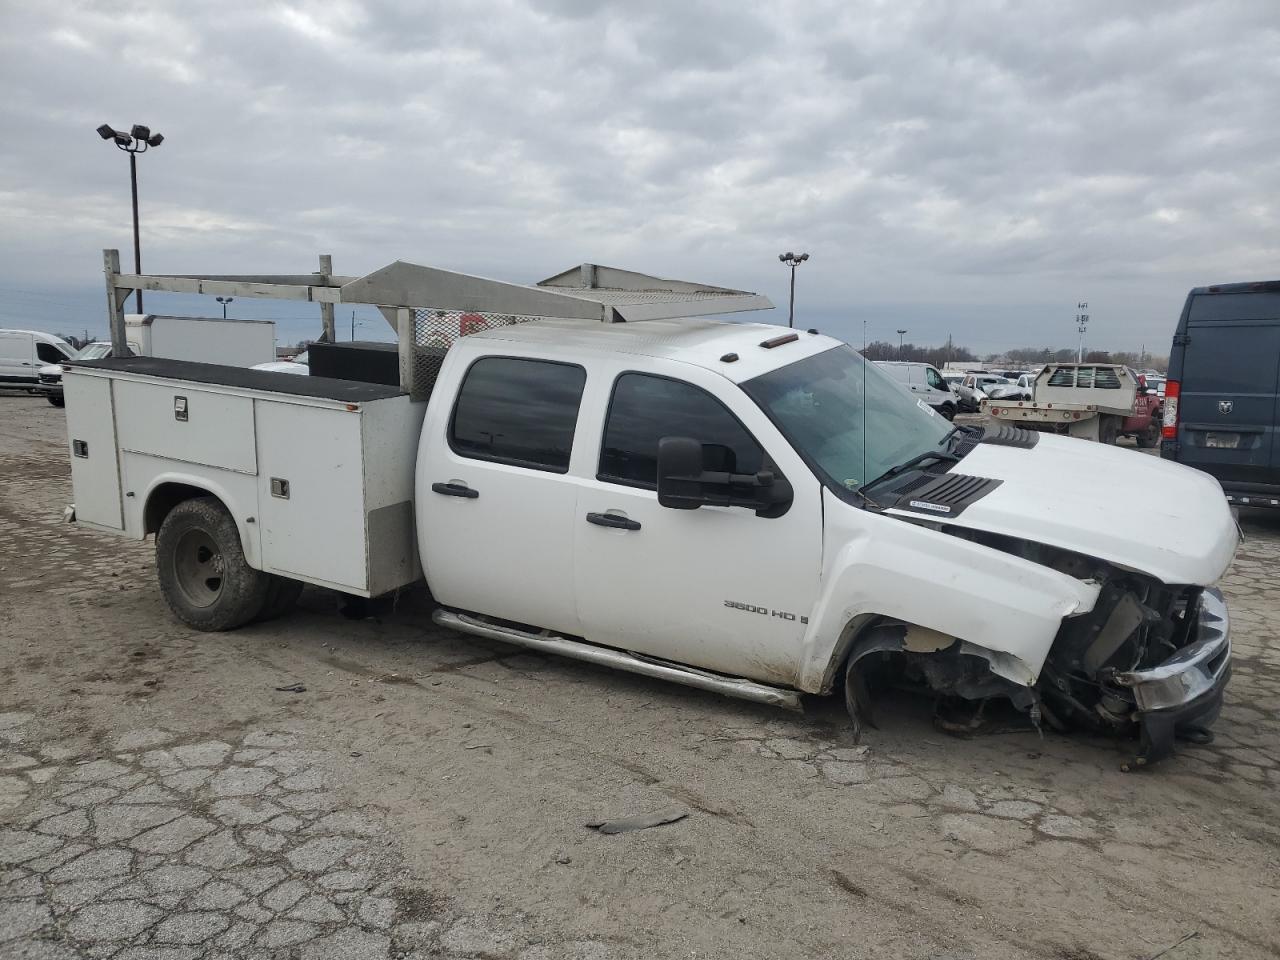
[144,482,216,536]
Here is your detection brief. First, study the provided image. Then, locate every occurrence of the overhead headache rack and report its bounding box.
[101,249,773,396]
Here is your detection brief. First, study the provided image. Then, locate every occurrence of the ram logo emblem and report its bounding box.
[1219,400,1233,415]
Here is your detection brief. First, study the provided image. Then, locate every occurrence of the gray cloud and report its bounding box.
[0,0,1276,352]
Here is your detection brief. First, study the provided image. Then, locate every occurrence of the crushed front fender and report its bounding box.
[1112,587,1231,768]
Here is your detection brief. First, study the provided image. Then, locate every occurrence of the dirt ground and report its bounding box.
[2,392,1278,960]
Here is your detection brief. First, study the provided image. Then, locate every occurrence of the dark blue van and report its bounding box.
[1161,282,1280,508]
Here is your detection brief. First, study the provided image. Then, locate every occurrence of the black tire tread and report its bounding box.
[155,496,269,632]
[255,576,305,623]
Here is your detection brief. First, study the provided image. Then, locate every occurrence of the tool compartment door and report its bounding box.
[255,400,369,592]
[114,379,257,474]
[64,373,123,530]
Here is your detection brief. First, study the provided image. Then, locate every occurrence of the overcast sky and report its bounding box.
[1,0,1277,353]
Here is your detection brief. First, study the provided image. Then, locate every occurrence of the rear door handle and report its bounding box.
[586,511,640,531]
[431,482,478,499]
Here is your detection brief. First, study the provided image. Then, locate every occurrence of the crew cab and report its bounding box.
[63,310,1240,767]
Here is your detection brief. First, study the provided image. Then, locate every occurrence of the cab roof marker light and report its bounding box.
[759,332,800,349]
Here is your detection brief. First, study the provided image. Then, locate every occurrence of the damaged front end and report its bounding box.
[1041,582,1230,767]
[846,542,1232,768]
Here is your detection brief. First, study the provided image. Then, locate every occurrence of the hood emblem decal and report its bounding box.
[1219,400,1233,415]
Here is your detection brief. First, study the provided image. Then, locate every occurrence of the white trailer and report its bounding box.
[125,314,276,366]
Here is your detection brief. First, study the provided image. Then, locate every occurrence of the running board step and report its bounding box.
[432,609,803,712]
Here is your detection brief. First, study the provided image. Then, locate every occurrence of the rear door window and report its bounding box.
[449,357,586,473]
[599,373,764,488]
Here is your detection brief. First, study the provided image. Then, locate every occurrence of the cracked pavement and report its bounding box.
[2,395,1279,959]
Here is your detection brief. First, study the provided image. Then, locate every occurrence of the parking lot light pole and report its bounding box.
[1076,301,1090,362]
[897,329,907,358]
[96,123,164,313]
[777,252,809,328]
[216,297,233,319]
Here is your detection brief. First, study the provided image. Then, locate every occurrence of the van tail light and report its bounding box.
[1161,380,1180,439]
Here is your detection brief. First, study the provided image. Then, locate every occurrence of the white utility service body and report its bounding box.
[65,358,424,598]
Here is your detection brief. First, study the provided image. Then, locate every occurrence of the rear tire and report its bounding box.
[1136,420,1159,448]
[47,395,64,408]
[255,576,305,623]
[156,497,270,631]
[1099,415,1120,445]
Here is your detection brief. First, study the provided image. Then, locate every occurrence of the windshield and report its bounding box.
[742,344,952,498]
[73,343,112,360]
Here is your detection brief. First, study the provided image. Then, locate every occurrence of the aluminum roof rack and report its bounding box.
[101,248,773,394]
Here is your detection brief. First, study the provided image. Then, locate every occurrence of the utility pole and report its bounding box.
[777,252,809,328]
[897,329,907,359]
[1076,301,1089,362]
[319,254,335,343]
[862,319,867,351]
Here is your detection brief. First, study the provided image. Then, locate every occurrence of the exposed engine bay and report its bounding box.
[846,529,1231,768]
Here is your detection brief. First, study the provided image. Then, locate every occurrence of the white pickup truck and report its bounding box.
[64,267,1238,767]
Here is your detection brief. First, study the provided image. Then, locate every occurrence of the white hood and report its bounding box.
[888,433,1238,586]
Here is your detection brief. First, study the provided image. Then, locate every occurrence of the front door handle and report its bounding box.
[431,481,478,499]
[586,511,641,531]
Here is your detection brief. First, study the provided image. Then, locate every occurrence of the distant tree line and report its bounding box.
[859,339,1167,373]
[860,340,978,365]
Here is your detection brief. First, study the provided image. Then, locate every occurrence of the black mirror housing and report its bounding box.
[656,436,793,516]
[656,436,705,509]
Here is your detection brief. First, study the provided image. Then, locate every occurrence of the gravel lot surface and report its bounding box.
[2,393,1278,959]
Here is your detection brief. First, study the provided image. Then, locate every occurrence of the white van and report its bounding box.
[873,360,957,419]
[0,330,75,389]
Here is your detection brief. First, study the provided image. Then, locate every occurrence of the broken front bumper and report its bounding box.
[1113,587,1231,765]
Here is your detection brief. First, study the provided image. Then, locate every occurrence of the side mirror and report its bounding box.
[656,436,704,510]
[656,436,793,515]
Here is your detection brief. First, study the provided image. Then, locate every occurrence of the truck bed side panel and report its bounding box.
[64,373,123,530]
[255,401,368,590]
[122,452,262,564]
[360,397,427,595]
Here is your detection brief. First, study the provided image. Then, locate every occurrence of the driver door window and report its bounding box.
[599,373,763,487]
[925,367,946,391]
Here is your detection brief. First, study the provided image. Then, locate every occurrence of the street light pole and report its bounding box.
[777,251,810,328]
[97,123,164,314]
[216,297,234,319]
[897,329,907,359]
[1076,301,1090,362]
[129,152,141,313]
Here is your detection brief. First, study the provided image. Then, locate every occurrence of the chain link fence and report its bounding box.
[407,308,539,400]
